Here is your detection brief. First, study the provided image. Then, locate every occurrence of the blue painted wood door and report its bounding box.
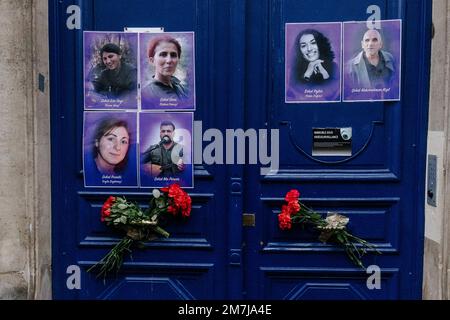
[242,0,431,300]
[50,0,431,299]
[51,0,238,300]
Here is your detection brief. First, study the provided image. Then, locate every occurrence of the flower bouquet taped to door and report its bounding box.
[88,183,191,278]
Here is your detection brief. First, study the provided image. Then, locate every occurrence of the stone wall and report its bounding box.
[0,0,51,299]
[423,0,449,300]
[33,0,51,300]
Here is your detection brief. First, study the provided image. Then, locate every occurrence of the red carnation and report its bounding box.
[281,205,290,216]
[162,184,192,218]
[278,213,292,230]
[287,200,300,215]
[101,196,116,221]
[180,195,192,217]
[167,205,177,215]
[285,189,300,203]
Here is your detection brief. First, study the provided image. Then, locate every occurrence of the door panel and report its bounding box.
[243,0,430,300]
[51,0,235,300]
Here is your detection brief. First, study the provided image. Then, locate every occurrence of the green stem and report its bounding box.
[153,226,170,238]
[87,237,134,279]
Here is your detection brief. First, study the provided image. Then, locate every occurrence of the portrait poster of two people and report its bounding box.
[83,31,195,110]
[286,20,401,103]
[83,111,193,188]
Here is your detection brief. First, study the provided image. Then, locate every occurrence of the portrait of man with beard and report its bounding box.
[141,120,185,177]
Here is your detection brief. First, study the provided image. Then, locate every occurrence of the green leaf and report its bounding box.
[117,203,127,210]
[155,197,166,209]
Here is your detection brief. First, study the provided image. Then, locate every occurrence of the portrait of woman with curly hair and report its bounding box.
[286,23,342,103]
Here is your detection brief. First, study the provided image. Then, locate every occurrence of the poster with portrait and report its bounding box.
[285,22,342,103]
[139,112,194,188]
[83,111,138,187]
[84,32,138,109]
[343,20,401,102]
[139,32,196,110]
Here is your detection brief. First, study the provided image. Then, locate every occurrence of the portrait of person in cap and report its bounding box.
[90,43,137,98]
[84,32,139,109]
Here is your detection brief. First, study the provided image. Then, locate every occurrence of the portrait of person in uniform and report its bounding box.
[140,113,193,188]
[285,22,342,103]
[84,32,138,109]
[83,111,138,187]
[343,20,401,102]
[139,32,195,110]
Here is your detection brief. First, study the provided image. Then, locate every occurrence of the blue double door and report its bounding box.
[51,0,431,299]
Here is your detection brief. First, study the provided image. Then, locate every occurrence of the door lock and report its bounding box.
[242,213,255,227]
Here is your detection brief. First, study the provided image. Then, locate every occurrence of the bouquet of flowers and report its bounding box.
[278,189,380,268]
[88,183,192,278]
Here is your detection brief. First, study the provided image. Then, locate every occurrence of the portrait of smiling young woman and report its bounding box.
[294,29,337,84]
[285,23,342,103]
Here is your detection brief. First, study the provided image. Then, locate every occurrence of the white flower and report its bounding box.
[152,189,161,199]
[322,212,349,230]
